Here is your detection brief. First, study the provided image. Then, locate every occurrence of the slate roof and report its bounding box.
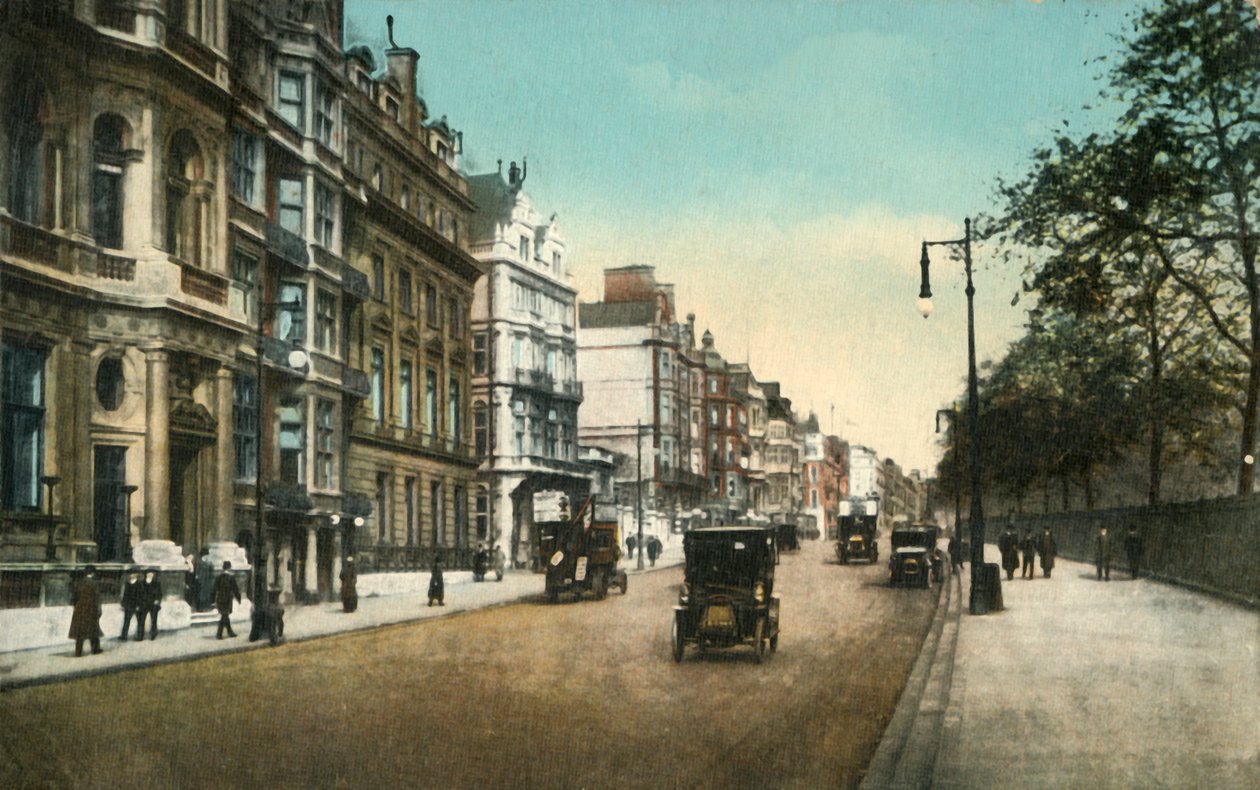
[578,300,658,328]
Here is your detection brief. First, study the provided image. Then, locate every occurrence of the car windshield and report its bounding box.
[686,533,769,590]
[891,529,934,550]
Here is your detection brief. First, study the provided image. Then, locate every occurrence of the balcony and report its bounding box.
[660,468,708,491]
[342,365,371,399]
[3,217,70,272]
[96,253,135,281]
[179,263,228,305]
[165,28,217,77]
[340,263,371,303]
[263,483,312,513]
[264,222,309,269]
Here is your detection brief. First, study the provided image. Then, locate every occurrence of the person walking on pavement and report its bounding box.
[647,536,662,567]
[626,534,637,561]
[69,565,104,657]
[195,547,214,611]
[948,532,963,569]
[1124,524,1144,580]
[999,523,1020,581]
[339,557,358,613]
[141,568,162,640]
[1021,529,1037,579]
[1039,527,1058,578]
[214,561,241,638]
[1095,526,1113,581]
[428,554,445,606]
[119,567,145,641]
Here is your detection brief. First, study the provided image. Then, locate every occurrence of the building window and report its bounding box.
[513,400,525,455]
[314,82,335,147]
[95,357,125,411]
[166,131,204,264]
[278,71,305,131]
[400,184,410,212]
[1,344,45,511]
[660,353,670,378]
[278,398,305,485]
[385,96,399,121]
[519,235,529,262]
[530,403,543,455]
[399,268,413,314]
[661,394,671,426]
[400,360,413,430]
[314,181,335,248]
[7,75,45,225]
[709,405,718,427]
[404,476,417,546]
[277,177,304,238]
[430,479,444,546]
[315,399,335,489]
[314,289,336,354]
[370,348,385,424]
[447,374,461,441]
[560,421,573,461]
[371,164,383,192]
[447,297,462,339]
[232,373,257,483]
[425,285,439,328]
[277,281,305,346]
[230,128,259,206]
[661,437,674,473]
[372,254,385,301]
[546,407,558,458]
[425,367,438,439]
[454,485,467,548]
[708,378,718,394]
[473,333,487,375]
[811,490,819,508]
[473,402,488,457]
[92,115,126,250]
[376,471,389,542]
[232,249,258,325]
[475,489,489,541]
[552,252,562,277]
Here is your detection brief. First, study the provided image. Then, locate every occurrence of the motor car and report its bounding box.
[672,526,780,663]
[836,496,880,564]
[537,497,628,603]
[888,523,940,588]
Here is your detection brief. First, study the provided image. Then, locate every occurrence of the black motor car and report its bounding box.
[888,524,940,588]
[672,526,781,663]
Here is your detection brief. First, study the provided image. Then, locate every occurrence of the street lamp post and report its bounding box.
[919,218,989,614]
[635,420,644,571]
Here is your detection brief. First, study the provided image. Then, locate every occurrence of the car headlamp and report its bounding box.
[754,582,765,603]
[679,582,689,604]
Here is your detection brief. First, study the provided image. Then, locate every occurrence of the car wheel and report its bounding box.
[617,573,628,595]
[754,617,766,664]
[769,630,779,653]
[495,570,503,582]
[547,589,559,604]
[672,614,685,663]
[592,570,608,600]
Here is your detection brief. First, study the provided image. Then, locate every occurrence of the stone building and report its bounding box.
[467,161,587,569]
[0,1,479,632]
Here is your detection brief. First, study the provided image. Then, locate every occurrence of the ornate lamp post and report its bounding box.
[918,218,989,614]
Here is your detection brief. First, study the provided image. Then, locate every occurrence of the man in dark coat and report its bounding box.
[140,568,162,639]
[626,535,637,561]
[214,561,241,638]
[69,565,103,657]
[1021,529,1037,579]
[339,557,358,613]
[998,525,1020,581]
[1095,526,1113,581]
[1124,525,1144,580]
[1039,527,1057,578]
[647,536,662,567]
[119,568,145,641]
[948,533,963,569]
[427,555,444,606]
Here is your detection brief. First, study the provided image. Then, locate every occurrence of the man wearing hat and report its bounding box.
[69,565,104,656]
[339,557,358,613]
[214,561,241,638]
[119,566,145,641]
[140,567,163,639]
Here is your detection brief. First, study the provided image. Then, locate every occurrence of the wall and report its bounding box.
[996,493,1260,607]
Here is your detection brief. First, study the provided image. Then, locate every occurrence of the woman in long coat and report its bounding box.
[339,557,358,612]
[68,565,104,656]
[1038,527,1058,578]
[427,555,444,606]
[998,527,1020,580]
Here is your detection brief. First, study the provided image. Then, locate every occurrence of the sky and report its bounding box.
[345,0,1156,474]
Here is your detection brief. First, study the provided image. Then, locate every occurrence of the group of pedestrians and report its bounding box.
[119,567,163,642]
[625,535,664,567]
[68,565,163,658]
[995,519,1145,582]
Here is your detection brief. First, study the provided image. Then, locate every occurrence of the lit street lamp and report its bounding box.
[919,218,990,614]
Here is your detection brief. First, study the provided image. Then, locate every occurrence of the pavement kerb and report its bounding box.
[0,556,685,693]
[859,562,961,790]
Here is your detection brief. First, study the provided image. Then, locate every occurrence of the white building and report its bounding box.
[468,162,588,569]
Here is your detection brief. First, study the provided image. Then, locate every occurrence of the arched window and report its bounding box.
[92,115,128,250]
[165,130,204,264]
[7,73,46,225]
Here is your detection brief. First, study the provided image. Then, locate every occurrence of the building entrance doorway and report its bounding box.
[93,446,128,562]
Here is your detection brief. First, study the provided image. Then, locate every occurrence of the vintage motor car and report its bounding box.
[836,496,880,564]
[537,497,628,603]
[888,523,941,588]
[672,526,780,663]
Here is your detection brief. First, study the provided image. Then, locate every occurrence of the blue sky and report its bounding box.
[346,0,1152,473]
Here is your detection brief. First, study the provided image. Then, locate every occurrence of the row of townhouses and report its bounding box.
[0,0,924,647]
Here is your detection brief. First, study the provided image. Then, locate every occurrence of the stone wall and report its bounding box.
[990,493,1260,607]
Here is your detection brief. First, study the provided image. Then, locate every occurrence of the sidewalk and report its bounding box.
[935,547,1260,789]
[0,551,681,692]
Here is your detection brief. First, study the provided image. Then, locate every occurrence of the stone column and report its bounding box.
[331,532,343,597]
[214,366,235,542]
[305,527,318,595]
[143,349,170,540]
[67,340,95,541]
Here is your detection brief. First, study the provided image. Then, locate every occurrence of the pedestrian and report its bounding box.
[1038,527,1057,579]
[492,544,506,580]
[948,532,963,569]
[626,534,637,561]
[119,567,145,641]
[1095,526,1113,581]
[1124,524,1144,580]
[68,565,103,657]
[428,554,445,607]
[998,524,1020,581]
[647,536,661,567]
[195,547,214,611]
[340,557,358,613]
[141,568,162,640]
[1021,529,1037,579]
[214,561,241,639]
[473,544,489,582]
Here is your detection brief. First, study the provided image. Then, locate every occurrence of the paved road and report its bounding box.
[0,538,938,789]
